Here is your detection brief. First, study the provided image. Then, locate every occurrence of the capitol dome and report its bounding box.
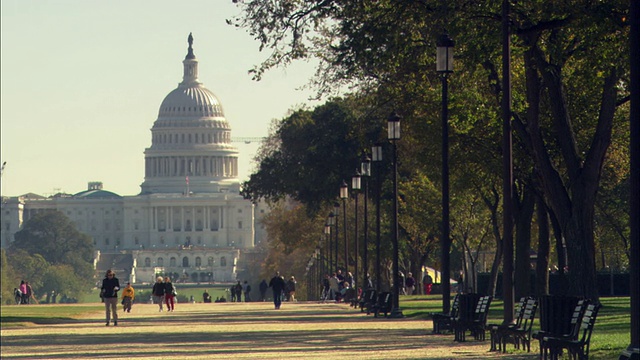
[140,34,240,195]
[158,87,225,119]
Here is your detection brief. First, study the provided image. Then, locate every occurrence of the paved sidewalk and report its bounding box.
[0,302,537,359]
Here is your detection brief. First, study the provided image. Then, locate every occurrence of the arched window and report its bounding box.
[157,257,164,267]
[182,256,189,267]
[195,257,202,266]
[145,257,151,267]
[170,257,177,267]
[220,256,227,267]
[208,257,214,266]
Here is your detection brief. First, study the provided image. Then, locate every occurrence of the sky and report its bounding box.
[1,1,319,197]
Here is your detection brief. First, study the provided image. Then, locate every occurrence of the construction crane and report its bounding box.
[231,137,265,144]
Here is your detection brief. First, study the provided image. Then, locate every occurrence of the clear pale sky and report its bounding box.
[1,1,318,197]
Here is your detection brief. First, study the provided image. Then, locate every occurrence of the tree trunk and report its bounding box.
[521,36,616,301]
[485,187,503,298]
[535,195,550,296]
[514,185,535,299]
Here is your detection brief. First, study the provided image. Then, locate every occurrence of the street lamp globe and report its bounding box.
[436,33,455,74]
[388,112,401,140]
[340,180,349,199]
[352,170,361,191]
[361,155,371,177]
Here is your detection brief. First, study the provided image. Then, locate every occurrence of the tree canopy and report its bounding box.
[233,0,631,300]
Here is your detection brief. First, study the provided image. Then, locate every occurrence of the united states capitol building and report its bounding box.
[0,35,268,284]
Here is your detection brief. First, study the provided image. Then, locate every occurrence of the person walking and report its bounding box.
[405,272,416,295]
[243,280,252,302]
[268,271,287,309]
[152,276,166,311]
[19,280,28,304]
[329,273,340,301]
[259,279,268,302]
[101,269,120,326]
[164,276,176,312]
[286,276,297,301]
[234,281,243,302]
[25,281,37,304]
[121,282,135,313]
[423,272,433,295]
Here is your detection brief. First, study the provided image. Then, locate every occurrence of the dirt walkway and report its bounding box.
[0,301,537,359]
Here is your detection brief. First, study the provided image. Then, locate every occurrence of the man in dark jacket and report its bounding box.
[259,279,268,302]
[268,271,287,309]
[101,269,120,326]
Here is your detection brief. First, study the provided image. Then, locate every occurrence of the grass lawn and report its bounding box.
[401,295,631,360]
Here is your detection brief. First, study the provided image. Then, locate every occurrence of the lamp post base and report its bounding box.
[389,307,404,318]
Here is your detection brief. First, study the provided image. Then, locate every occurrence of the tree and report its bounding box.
[1,249,18,304]
[233,0,631,300]
[9,211,95,299]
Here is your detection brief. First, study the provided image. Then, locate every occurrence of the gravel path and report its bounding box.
[0,301,538,359]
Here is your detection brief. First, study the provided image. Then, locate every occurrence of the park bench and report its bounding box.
[533,299,589,359]
[453,295,492,342]
[369,292,392,318]
[540,302,601,360]
[343,288,357,305]
[429,294,460,334]
[488,296,529,351]
[498,297,538,352]
[358,289,377,312]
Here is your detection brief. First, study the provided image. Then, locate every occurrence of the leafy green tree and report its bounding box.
[8,210,95,299]
[1,249,19,304]
[241,96,387,212]
[234,0,631,300]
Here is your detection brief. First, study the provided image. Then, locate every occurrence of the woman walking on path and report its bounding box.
[164,276,176,312]
[268,271,287,309]
[101,269,120,326]
[121,282,135,313]
[152,276,165,311]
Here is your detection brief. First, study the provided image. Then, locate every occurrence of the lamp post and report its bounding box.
[334,202,340,273]
[352,170,361,290]
[327,212,335,273]
[361,155,371,288]
[388,111,403,318]
[437,32,454,314]
[372,143,383,291]
[340,181,349,274]
[324,222,331,278]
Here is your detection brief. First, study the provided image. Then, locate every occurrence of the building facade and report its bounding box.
[0,34,266,284]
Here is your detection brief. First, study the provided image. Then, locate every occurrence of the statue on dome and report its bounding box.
[186,33,195,59]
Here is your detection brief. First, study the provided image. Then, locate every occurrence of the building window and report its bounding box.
[208,257,214,266]
[238,221,243,229]
[158,257,164,267]
[237,209,242,213]
[170,257,177,267]
[105,238,110,245]
[195,257,202,267]
[220,257,227,267]
[182,257,189,267]
[134,237,139,245]
[145,257,151,267]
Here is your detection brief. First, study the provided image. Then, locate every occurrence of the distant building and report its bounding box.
[0,34,268,284]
